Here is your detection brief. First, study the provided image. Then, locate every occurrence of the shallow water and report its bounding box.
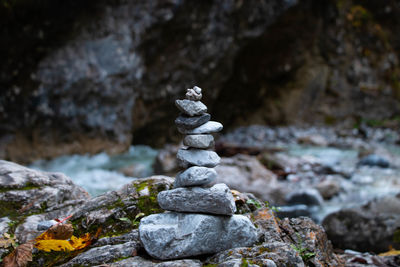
[29,145,158,196]
[285,145,400,221]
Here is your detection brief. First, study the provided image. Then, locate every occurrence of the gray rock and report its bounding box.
[217,259,261,267]
[185,86,202,101]
[0,217,11,234]
[139,212,257,260]
[158,183,236,215]
[0,160,89,218]
[176,148,220,168]
[322,195,400,253]
[110,256,202,267]
[215,155,284,203]
[208,242,305,267]
[60,241,140,267]
[93,230,139,247]
[183,134,214,149]
[358,154,390,168]
[174,166,217,187]
[175,113,210,129]
[37,220,58,231]
[178,121,223,134]
[175,99,207,116]
[286,188,324,206]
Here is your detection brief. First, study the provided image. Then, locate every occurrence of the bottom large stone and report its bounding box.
[139,212,258,260]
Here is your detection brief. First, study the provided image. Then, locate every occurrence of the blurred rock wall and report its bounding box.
[0,0,399,162]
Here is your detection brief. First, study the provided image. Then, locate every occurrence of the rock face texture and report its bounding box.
[139,212,257,260]
[139,88,257,259]
[4,1,399,162]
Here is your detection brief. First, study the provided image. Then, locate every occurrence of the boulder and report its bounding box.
[215,154,287,203]
[322,195,400,253]
[174,166,217,187]
[139,212,257,260]
[110,257,202,267]
[158,183,236,215]
[286,189,324,206]
[357,154,390,168]
[0,160,89,242]
[176,148,220,168]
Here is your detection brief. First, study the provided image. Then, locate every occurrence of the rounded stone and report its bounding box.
[183,134,214,149]
[176,148,220,168]
[174,166,217,187]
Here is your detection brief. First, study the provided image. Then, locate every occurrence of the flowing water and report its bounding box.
[29,140,400,222]
[285,145,400,221]
[29,145,158,196]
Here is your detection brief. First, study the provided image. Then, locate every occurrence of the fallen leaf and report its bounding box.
[36,223,74,241]
[2,242,33,267]
[378,249,400,256]
[69,234,92,250]
[35,239,75,252]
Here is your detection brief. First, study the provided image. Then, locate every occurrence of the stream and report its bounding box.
[29,128,400,223]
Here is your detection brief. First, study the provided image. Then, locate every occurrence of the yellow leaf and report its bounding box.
[69,233,92,250]
[35,239,75,252]
[379,249,400,256]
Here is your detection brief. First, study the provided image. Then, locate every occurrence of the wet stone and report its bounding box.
[158,183,236,215]
[183,134,214,149]
[174,166,217,187]
[175,100,207,116]
[178,121,223,135]
[175,113,210,129]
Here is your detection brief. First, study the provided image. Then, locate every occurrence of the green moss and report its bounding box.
[133,180,151,192]
[240,258,249,267]
[0,200,23,218]
[0,183,40,193]
[106,198,124,210]
[203,264,218,267]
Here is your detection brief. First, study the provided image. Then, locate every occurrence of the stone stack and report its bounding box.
[139,86,257,260]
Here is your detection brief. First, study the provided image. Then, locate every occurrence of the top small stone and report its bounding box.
[186,86,202,101]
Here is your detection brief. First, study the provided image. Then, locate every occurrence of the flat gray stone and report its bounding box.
[177,148,220,168]
[158,183,236,215]
[175,113,210,129]
[183,134,214,149]
[139,212,258,260]
[175,99,207,116]
[174,166,217,187]
[178,121,223,135]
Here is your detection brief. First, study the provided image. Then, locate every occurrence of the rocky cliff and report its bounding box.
[1,0,399,162]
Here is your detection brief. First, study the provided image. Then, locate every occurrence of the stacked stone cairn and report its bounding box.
[139,86,258,260]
